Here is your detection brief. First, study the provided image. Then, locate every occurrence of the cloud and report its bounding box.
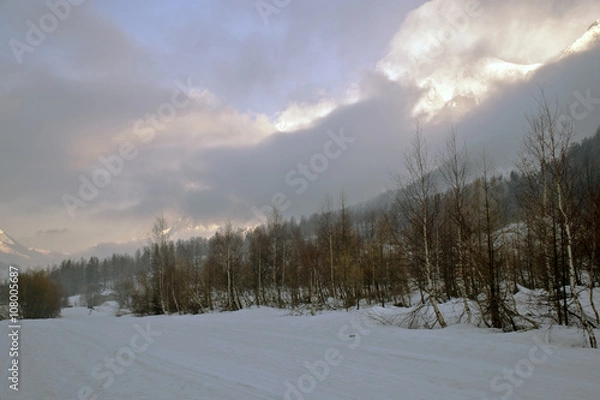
[377,0,600,119]
[1,0,599,258]
[273,84,361,132]
[36,228,69,236]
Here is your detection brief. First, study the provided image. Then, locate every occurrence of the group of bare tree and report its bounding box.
[41,95,599,347]
[516,95,598,347]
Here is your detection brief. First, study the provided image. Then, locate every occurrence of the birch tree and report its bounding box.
[440,129,473,323]
[523,93,597,347]
[399,125,447,328]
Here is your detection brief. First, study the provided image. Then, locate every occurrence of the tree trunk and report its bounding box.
[424,204,446,328]
[557,183,597,348]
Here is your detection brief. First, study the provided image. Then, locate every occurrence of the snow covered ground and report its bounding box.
[1,303,599,400]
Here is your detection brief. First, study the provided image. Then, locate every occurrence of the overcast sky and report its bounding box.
[1,0,599,256]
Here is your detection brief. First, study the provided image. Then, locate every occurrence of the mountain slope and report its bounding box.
[0,227,58,268]
[562,19,600,57]
[0,228,35,263]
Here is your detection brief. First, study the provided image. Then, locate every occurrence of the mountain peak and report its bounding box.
[562,19,600,57]
[0,228,27,258]
[0,227,54,267]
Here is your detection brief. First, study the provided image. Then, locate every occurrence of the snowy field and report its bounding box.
[1,302,599,400]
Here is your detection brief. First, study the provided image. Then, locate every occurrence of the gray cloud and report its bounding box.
[0,0,598,257]
[116,47,599,228]
[36,228,69,235]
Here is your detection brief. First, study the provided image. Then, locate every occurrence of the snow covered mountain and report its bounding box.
[562,19,600,57]
[0,228,60,268]
[0,228,37,264]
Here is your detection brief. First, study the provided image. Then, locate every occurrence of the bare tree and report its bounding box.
[268,207,286,307]
[318,196,337,302]
[520,94,566,324]
[522,93,597,347]
[480,150,501,329]
[399,125,447,328]
[440,128,473,323]
[211,222,244,311]
[149,214,173,314]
